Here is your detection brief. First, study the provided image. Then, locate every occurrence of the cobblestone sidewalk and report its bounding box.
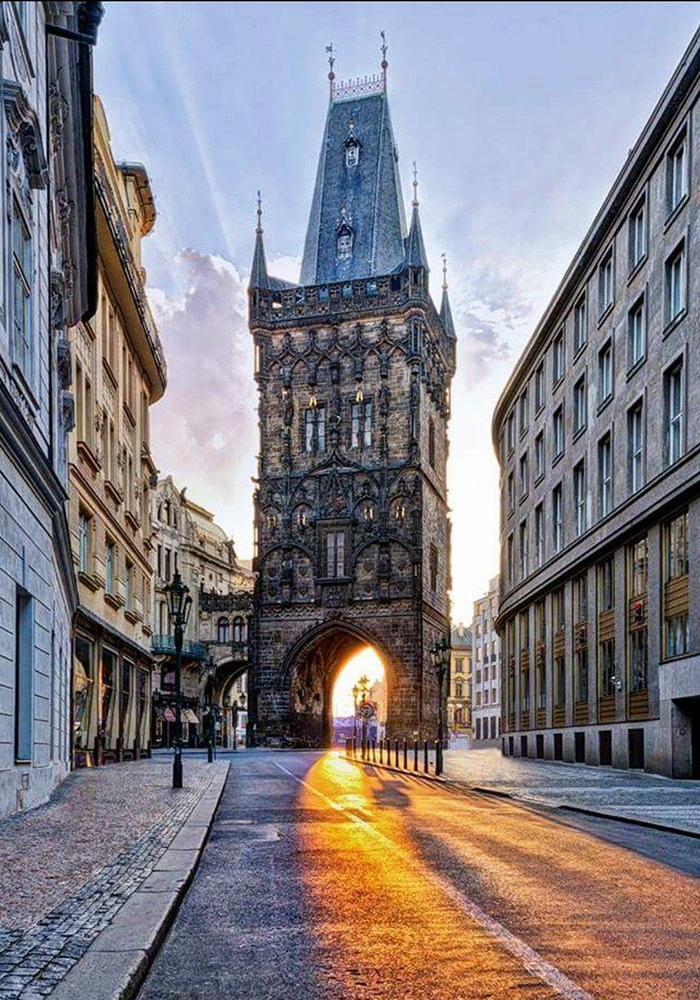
[443,748,700,834]
[0,758,227,999]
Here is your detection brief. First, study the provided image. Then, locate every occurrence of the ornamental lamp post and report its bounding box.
[352,683,360,742]
[164,570,192,789]
[430,636,451,751]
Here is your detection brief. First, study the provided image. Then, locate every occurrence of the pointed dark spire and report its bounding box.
[250,191,269,289]
[440,253,456,339]
[404,163,429,269]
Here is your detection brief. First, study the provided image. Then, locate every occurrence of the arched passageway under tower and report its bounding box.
[283,621,392,748]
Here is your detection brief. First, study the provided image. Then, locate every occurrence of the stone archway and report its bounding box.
[281,620,392,748]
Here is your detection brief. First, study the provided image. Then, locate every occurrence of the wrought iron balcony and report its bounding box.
[151,634,207,661]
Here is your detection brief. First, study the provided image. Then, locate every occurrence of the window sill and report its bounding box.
[11,363,39,413]
[572,425,587,444]
[596,394,613,417]
[78,570,100,593]
[104,479,123,506]
[552,451,564,469]
[552,376,564,394]
[627,254,647,285]
[534,473,545,487]
[597,302,613,329]
[626,355,647,381]
[572,343,587,365]
[105,592,124,611]
[662,308,687,341]
[664,193,689,231]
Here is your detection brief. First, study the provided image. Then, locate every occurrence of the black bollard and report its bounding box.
[413,740,419,771]
[403,739,408,770]
[423,739,429,773]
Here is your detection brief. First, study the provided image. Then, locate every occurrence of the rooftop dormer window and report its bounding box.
[337,221,353,258]
[345,140,359,168]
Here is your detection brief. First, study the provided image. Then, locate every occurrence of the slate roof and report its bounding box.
[299,91,407,284]
[404,201,429,269]
[440,287,456,339]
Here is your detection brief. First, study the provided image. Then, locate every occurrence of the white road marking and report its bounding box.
[274,759,595,1000]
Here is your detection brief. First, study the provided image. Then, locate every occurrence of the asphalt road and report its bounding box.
[137,750,700,1000]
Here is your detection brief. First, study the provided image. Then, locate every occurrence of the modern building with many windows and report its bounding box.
[492,29,700,776]
[471,577,501,746]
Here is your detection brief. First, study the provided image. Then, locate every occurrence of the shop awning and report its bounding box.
[162,707,176,723]
[184,709,199,725]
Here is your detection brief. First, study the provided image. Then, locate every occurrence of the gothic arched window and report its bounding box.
[217,617,230,643]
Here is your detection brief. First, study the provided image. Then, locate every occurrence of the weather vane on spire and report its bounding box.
[442,252,448,290]
[412,161,419,206]
[326,43,335,99]
[256,190,263,234]
[380,30,388,86]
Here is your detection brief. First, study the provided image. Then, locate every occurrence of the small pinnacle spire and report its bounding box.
[442,252,448,290]
[380,29,388,87]
[250,190,269,289]
[412,161,418,207]
[326,43,335,99]
[256,190,263,234]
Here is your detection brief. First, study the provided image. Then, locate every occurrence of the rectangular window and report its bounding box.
[518,391,528,435]
[507,472,514,514]
[363,400,372,447]
[351,402,361,449]
[630,629,648,693]
[574,573,588,623]
[575,648,588,703]
[12,200,32,381]
[105,540,115,596]
[428,418,436,468]
[573,460,586,536]
[665,359,683,466]
[519,451,529,497]
[666,243,685,323]
[304,406,326,453]
[599,639,616,698]
[125,561,133,610]
[598,432,613,517]
[628,297,645,368]
[629,537,648,597]
[535,362,545,411]
[598,339,613,404]
[598,558,614,612]
[519,519,528,580]
[667,131,687,213]
[574,294,587,353]
[350,400,373,449]
[628,197,646,270]
[506,533,514,586]
[507,412,515,453]
[535,431,545,480]
[14,588,33,762]
[430,544,438,591]
[552,330,565,384]
[628,400,644,493]
[666,511,688,581]
[78,511,90,575]
[598,252,613,315]
[553,405,564,459]
[573,376,587,434]
[552,483,563,553]
[326,531,346,578]
[555,656,566,707]
[535,504,544,567]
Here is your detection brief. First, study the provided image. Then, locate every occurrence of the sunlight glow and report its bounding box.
[332,647,384,717]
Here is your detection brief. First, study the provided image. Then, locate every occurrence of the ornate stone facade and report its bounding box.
[249,63,456,746]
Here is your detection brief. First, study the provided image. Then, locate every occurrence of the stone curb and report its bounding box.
[347,755,700,839]
[46,764,229,1000]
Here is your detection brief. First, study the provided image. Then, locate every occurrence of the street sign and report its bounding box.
[358,701,375,720]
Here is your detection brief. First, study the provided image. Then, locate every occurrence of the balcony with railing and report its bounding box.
[151,634,207,661]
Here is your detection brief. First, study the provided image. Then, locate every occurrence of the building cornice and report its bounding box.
[492,27,700,452]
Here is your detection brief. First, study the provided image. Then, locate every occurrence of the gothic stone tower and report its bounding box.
[248,60,456,746]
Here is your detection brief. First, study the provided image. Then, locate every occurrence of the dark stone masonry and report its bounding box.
[248,67,456,746]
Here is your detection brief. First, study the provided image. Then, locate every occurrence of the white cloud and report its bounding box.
[147,249,257,557]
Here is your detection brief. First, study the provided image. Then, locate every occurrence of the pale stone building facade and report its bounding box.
[151,477,253,748]
[494,31,700,775]
[471,577,501,746]
[0,2,102,817]
[69,95,165,766]
[448,624,471,738]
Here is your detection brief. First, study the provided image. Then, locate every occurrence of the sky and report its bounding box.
[94,1,700,622]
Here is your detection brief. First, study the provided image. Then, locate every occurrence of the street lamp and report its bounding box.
[352,683,360,741]
[430,636,451,751]
[164,569,192,789]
